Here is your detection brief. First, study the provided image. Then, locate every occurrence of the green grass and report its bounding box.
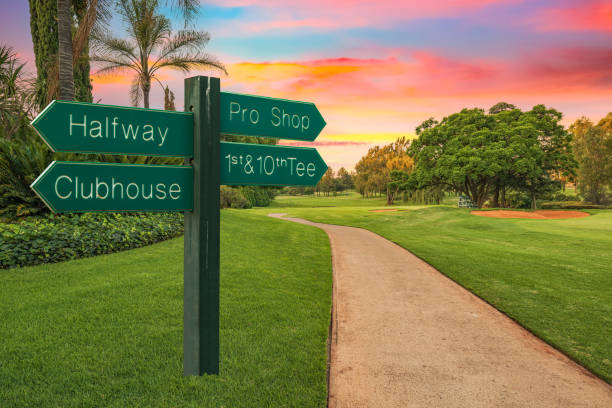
[258,197,612,383]
[0,211,332,407]
[271,191,388,208]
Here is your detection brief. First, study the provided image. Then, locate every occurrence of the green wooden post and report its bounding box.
[183,76,220,376]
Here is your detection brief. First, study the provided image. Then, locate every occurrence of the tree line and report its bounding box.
[353,102,611,209]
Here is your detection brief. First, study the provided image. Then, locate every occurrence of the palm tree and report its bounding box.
[91,0,225,108]
[56,0,74,100]
[50,0,199,104]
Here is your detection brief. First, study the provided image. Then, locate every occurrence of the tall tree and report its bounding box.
[355,137,412,202]
[570,115,612,204]
[29,0,96,107]
[57,0,75,100]
[91,0,225,108]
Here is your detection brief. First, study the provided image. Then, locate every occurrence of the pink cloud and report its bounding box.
[209,0,524,31]
[529,1,612,32]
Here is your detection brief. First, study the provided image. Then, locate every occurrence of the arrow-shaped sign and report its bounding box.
[31,161,193,213]
[220,141,327,186]
[31,100,193,157]
[220,92,326,141]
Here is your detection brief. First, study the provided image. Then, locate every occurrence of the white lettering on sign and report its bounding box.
[227,101,311,133]
[53,176,183,201]
[229,102,260,125]
[224,153,317,179]
[68,114,169,147]
[270,107,310,132]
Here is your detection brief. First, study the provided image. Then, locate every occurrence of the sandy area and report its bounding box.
[472,209,590,219]
[269,213,611,407]
[369,209,398,212]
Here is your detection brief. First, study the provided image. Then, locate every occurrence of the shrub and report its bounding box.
[504,190,531,209]
[552,192,580,202]
[220,186,251,209]
[0,212,184,269]
[239,186,271,207]
[540,201,606,210]
[0,130,53,218]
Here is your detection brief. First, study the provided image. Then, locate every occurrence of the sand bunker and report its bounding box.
[471,210,590,219]
[369,209,398,213]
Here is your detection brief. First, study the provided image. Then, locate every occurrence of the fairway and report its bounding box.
[261,197,612,383]
[0,211,332,407]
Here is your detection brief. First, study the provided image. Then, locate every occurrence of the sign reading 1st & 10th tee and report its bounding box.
[30,161,193,212]
[31,100,194,157]
[221,142,326,186]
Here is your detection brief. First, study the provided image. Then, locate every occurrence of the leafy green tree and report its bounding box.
[409,108,508,207]
[91,0,225,108]
[336,167,353,191]
[355,137,412,201]
[517,105,576,209]
[570,115,612,204]
[316,167,336,196]
[409,105,575,209]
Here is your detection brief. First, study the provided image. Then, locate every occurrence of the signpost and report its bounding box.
[31,100,193,156]
[30,76,327,377]
[220,92,326,141]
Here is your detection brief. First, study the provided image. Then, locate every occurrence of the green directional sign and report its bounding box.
[220,141,327,186]
[32,100,193,157]
[220,92,326,141]
[31,161,193,213]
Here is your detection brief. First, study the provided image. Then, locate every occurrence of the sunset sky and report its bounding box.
[3,0,612,170]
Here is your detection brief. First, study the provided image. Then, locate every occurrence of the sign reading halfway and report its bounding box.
[31,100,193,157]
[221,142,326,186]
[220,92,326,141]
[30,161,193,212]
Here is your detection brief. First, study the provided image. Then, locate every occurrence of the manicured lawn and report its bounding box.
[271,191,388,208]
[0,211,332,407]
[261,198,612,383]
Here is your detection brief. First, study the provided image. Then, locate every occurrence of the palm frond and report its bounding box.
[91,32,140,66]
[151,54,227,75]
[90,55,140,76]
[153,30,210,63]
[164,0,199,27]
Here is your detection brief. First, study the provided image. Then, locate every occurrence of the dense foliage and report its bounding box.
[0,212,184,269]
[354,137,413,203]
[569,114,612,205]
[408,104,576,209]
[28,0,93,108]
[0,46,36,140]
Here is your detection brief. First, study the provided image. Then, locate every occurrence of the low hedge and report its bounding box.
[0,212,184,269]
[540,201,607,210]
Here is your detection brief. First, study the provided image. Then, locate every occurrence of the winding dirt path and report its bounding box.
[269,214,612,408]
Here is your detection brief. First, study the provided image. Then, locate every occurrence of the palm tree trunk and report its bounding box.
[142,78,151,108]
[57,0,75,100]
